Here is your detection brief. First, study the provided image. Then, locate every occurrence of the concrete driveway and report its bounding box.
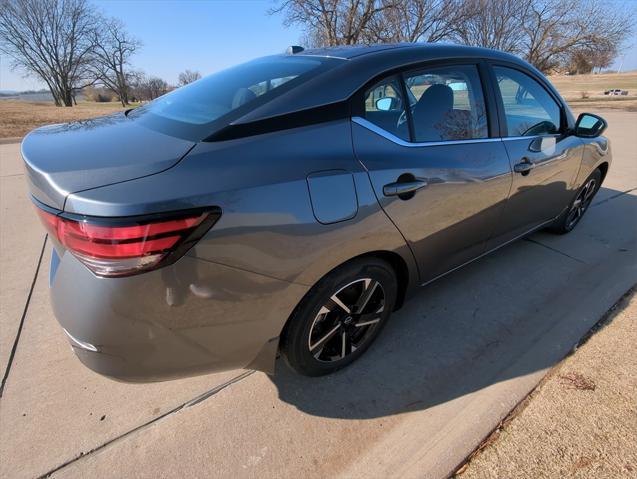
[1,111,635,479]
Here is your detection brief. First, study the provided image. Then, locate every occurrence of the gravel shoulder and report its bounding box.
[457,288,637,479]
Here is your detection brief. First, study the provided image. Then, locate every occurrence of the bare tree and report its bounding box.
[453,0,531,53]
[146,77,169,100]
[568,43,616,74]
[0,0,97,106]
[132,74,169,101]
[364,0,467,43]
[89,17,141,106]
[178,69,202,86]
[456,0,633,72]
[271,0,392,47]
[589,46,616,73]
[520,0,633,72]
[273,0,633,73]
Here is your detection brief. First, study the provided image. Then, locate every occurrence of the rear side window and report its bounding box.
[404,65,488,142]
[129,55,342,140]
[135,57,321,125]
[494,66,561,137]
[363,75,409,141]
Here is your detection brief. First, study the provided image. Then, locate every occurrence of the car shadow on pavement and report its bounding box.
[268,187,636,419]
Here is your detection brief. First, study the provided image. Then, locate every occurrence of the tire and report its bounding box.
[280,257,397,377]
[549,168,602,234]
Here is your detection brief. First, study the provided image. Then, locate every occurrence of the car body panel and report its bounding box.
[576,136,612,185]
[49,247,309,381]
[487,134,584,247]
[352,118,512,282]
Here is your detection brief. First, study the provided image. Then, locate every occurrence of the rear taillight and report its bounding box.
[35,206,220,277]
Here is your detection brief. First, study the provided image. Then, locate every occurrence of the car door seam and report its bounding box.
[348,118,422,282]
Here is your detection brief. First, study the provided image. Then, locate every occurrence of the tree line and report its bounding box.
[0,0,202,107]
[272,0,634,74]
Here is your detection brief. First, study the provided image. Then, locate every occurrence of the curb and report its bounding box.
[0,137,22,145]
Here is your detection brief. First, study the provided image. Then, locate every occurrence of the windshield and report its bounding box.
[130,55,334,140]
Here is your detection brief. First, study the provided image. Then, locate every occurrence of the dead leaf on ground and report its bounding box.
[558,372,596,391]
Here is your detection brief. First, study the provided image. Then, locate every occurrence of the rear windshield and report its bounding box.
[129,55,338,140]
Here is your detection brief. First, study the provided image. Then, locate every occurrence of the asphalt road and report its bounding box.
[1,111,635,479]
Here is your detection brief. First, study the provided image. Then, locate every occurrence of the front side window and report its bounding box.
[494,66,561,137]
[363,75,409,141]
[404,65,488,142]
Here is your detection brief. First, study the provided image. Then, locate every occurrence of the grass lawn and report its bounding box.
[0,100,135,139]
[1,71,635,139]
[548,71,637,112]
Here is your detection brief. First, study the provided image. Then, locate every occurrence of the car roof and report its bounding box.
[297,43,412,59]
[232,43,553,126]
[296,43,517,62]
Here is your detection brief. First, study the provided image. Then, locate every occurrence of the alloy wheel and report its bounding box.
[566,177,597,230]
[308,278,386,363]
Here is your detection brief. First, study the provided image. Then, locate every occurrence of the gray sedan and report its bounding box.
[22,43,610,380]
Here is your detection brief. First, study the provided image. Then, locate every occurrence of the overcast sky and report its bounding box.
[1,0,635,91]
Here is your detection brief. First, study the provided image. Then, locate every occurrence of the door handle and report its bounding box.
[383,179,428,197]
[513,158,535,175]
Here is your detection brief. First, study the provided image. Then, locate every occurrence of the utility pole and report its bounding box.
[617,53,625,73]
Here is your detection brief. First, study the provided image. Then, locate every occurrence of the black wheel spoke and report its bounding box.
[354,279,379,313]
[584,179,597,201]
[330,293,351,314]
[309,324,340,352]
[341,331,353,358]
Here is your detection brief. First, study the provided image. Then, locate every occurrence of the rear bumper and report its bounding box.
[49,247,308,382]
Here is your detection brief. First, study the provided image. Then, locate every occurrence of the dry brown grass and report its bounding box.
[549,71,637,96]
[0,100,131,139]
[549,71,637,112]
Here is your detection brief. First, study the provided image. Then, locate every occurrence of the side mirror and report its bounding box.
[375,97,398,111]
[575,113,607,138]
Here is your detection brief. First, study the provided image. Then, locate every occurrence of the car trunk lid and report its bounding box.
[22,113,195,210]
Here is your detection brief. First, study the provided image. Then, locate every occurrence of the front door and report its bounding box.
[487,65,583,247]
[353,64,512,283]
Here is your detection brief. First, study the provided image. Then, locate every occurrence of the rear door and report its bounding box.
[352,62,512,283]
[486,65,583,247]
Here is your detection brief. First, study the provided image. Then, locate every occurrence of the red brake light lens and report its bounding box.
[35,207,218,277]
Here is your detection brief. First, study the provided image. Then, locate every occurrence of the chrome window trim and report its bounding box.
[351,116,500,147]
[502,134,561,141]
[352,116,562,146]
